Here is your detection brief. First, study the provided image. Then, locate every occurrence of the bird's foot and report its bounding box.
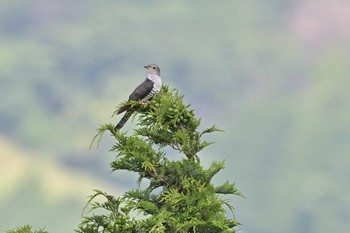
[140,102,148,109]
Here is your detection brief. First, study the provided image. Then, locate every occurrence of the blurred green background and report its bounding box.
[1,1,349,232]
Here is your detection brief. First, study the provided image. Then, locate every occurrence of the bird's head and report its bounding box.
[144,64,160,75]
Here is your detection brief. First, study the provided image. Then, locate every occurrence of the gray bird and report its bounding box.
[114,64,162,130]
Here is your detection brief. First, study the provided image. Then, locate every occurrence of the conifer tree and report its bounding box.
[6,224,48,233]
[77,86,241,233]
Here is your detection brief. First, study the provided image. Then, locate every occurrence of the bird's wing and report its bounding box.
[116,78,154,114]
[128,78,154,101]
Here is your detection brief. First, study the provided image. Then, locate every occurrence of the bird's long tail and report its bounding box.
[115,110,133,130]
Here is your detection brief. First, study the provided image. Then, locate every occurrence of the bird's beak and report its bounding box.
[143,65,149,69]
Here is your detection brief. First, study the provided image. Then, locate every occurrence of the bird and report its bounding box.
[114,64,162,130]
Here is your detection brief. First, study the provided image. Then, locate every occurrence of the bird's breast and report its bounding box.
[148,75,162,93]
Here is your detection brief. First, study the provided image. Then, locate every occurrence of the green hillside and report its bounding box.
[1,1,349,233]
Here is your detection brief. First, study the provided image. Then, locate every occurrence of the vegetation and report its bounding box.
[8,87,240,232]
[1,1,349,233]
[77,86,241,232]
[6,224,47,233]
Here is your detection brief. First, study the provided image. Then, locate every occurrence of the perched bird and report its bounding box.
[114,64,162,130]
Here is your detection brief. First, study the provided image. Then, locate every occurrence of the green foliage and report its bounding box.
[2,1,349,233]
[79,86,241,232]
[6,224,48,233]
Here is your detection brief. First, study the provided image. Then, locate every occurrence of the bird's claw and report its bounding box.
[140,102,148,109]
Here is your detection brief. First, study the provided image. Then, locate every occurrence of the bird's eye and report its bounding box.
[152,67,156,69]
